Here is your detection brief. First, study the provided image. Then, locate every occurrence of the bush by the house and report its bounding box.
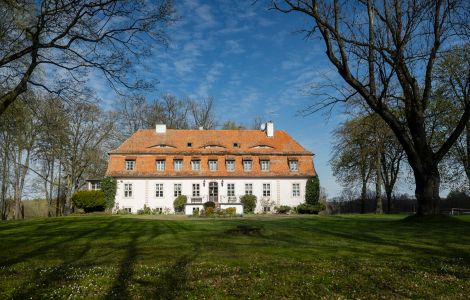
[101,177,117,209]
[72,190,106,213]
[226,207,236,216]
[203,201,216,209]
[275,205,291,214]
[296,202,325,214]
[240,195,256,213]
[173,195,187,213]
[115,208,132,215]
[204,207,215,216]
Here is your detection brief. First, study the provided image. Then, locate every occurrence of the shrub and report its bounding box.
[306,176,320,205]
[296,202,325,214]
[137,205,152,215]
[203,201,216,209]
[205,207,215,216]
[115,208,132,215]
[192,208,200,217]
[240,195,256,213]
[173,195,187,213]
[72,190,106,213]
[275,205,291,214]
[101,177,117,209]
[226,207,236,216]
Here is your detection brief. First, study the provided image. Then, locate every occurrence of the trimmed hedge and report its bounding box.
[306,176,320,205]
[203,201,216,209]
[296,202,326,214]
[174,195,187,213]
[101,177,117,209]
[72,190,106,213]
[240,195,256,213]
[275,205,291,214]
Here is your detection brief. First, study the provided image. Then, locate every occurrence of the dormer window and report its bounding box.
[209,160,218,171]
[187,142,192,147]
[289,160,298,172]
[156,160,166,171]
[125,160,135,171]
[233,143,240,148]
[173,159,183,171]
[260,160,270,171]
[243,160,252,172]
[226,160,235,172]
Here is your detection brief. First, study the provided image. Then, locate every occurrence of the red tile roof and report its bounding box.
[106,129,315,178]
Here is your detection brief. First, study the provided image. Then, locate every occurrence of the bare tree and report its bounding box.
[272,0,470,215]
[0,0,175,116]
[189,97,216,129]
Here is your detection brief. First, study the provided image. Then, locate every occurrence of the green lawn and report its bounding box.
[0,214,469,299]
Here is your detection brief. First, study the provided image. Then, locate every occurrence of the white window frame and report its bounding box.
[173,159,183,171]
[243,160,252,172]
[174,183,182,197]
[124,183,133,198]
[227,183,235,196]
[289,160,298,172]
[209,160,218,171]
[192,183,200,196]
[191,160,201,171]
[155,183,164,197]
[263,183,271,197]
[125,160,135,171]
[156,160,166,171]
[90,182,101,190]
[292,183,300,197]
[245,183,253,195]
[260,160,270,171]
[226,160,235,172]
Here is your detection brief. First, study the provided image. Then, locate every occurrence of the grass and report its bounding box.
[0,214,469,299]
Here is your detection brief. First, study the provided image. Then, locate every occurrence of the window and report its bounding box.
[174,183,182,197]
[260,160,270,171]
[155,183,163,197]
[292,183,300,197]
[233,143,239,148]
[173,159,183,171]
[226,160,235,172]
[191,160,200,171]
[124,183,132,198]
[243,160,252,172]
[245,183,253,195]
[123,207,132,213]
[155,207,163,214]
[263,183,271,197]
[227,183,235,196]
[289,160,298,172]
[263,206,271,212]
[192,183,200,196]
[90,182,101,190]
[209,160,218,171]
[187,142,192,147]
[125,160,135,171]
[156,160,165,171]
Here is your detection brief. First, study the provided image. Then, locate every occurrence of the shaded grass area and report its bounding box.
[0,214,469,299]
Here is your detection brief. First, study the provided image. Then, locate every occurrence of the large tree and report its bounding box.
[273,0,470,215]
[0,0,174,116]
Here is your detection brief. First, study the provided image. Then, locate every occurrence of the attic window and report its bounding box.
[203,144,226,149]
[150,144,175,148]
[251,145,273,149]
[233,143,240,148]
[187,142,192,147]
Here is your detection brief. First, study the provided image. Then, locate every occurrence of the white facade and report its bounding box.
[114,177,308,214]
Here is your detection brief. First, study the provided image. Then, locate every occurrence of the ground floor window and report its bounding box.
[123,207,132,213]
[124,183,132,198]
[245,183,253,195]
[227,183,235,196]
[263,183,271,197]
[155,207,163,214]
[174,183,182,197]
[263,206,271,212]
[156,183,164,197]
[292,183,300,197]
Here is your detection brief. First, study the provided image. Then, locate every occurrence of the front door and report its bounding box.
[209,182,218,202]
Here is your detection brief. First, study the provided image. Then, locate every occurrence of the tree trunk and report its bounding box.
[375,152,383,214]
[414,166,441,216]
[385,187,392,214]
[360,180,367,214]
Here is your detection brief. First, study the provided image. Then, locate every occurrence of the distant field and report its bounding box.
[0,214,469,299]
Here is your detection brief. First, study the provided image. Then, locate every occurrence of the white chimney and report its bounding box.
[266,121,274,137]
[199,126,204,130]
[156,124,166,134]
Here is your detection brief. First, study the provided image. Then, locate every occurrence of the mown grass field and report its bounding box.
[0,214,469,299]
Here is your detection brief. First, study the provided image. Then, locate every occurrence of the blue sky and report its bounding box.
[93,0,356,198]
